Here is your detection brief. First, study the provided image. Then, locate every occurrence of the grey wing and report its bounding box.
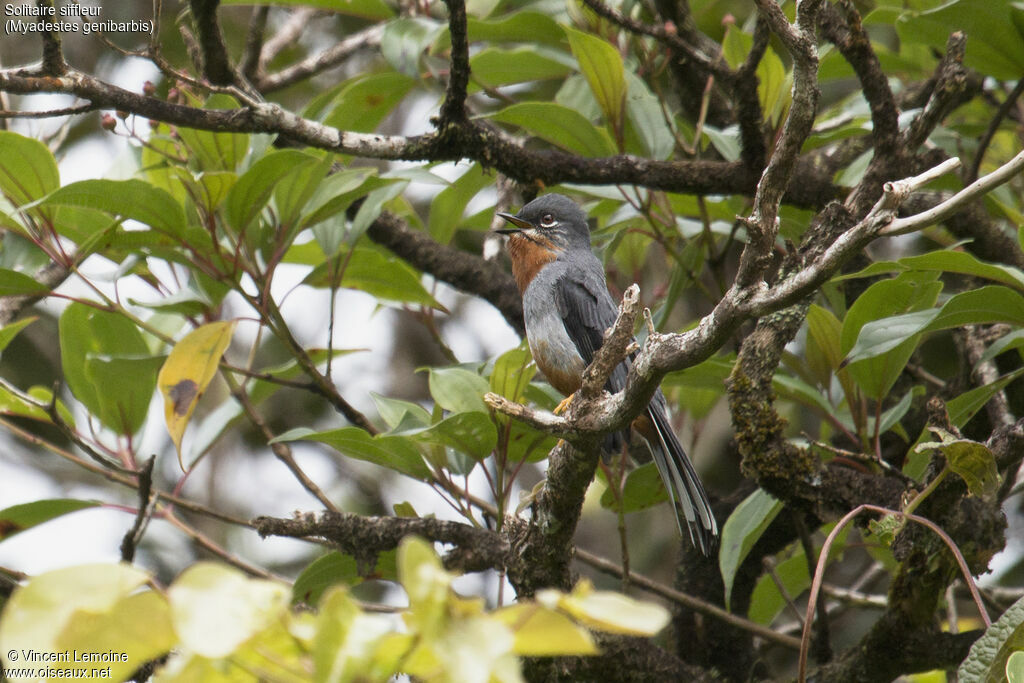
[553,265,629,394]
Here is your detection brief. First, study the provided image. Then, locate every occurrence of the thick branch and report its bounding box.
[0,69,838,207]
[737,0,823,287]
[818,1,899,158]
[189,0,236,86]
[254,511,509,574]
[439,0,470,125]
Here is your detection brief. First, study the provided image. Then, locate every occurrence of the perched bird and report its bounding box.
[496,193,718,555]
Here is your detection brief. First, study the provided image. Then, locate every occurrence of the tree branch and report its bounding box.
[188,0,236,86]
[254,511,508,574]
[0,68,839,207]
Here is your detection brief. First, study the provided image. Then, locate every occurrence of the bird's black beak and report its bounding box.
[495,212,532,234]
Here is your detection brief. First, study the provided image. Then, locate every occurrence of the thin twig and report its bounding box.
[797,504,990,682]
[574,548,802,650]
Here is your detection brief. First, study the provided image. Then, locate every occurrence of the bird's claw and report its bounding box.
[554,393,575,415]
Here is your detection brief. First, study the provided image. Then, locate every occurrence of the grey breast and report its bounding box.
[523,262,586,394]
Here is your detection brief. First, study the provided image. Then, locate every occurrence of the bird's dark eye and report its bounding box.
[539,213,557,228]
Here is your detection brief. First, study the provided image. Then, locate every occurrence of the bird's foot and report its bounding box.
[553,393,575,415]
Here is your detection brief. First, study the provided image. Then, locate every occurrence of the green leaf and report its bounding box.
[898,250,1024,292]
[428,163,492,243]
[428,366,489,413]
[979,329,1024,365]
[505,419,560,463]
[59,303,154,434]
[224,149,322,231]
[0,131,59,221]
[719,488,784,610]
[846,286,1024,368]
[464,12,565,45]
[0,380,50,422]
[748,550,810,625]
[86,354,164,437]
[349,180,408,243]
[42,179,187,238]
[703,124,742,162]
[840,271,942,400]
[959,594,1024,682]
[0,499,99,542]
[405,411,497,460]
[948,367,1024,428]
[177,97,249,172]
[381,17,444,77]
[0,315,36,353]
[1008,651,1024,683]
[897,0,1024,80]
[468,46,573,89]
[293,551,372,605]
[489,344,536,403]
[0,268,50,296]
[275,426,432,479]
[623,71,674,159]
[300,168,376,232]
[275,152,333,229]
[486,102,616,157]
[600,462,669,513]
[323,72,416,133]
[916,436,1001,499]
[304,245,444,310]
[372,392,432,430]
[565,28,626,130]
[168,562,289,659]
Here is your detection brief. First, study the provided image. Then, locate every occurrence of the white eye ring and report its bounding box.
[539,213,557,228]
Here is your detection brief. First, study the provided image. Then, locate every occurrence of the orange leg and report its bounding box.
[554,393,575,415]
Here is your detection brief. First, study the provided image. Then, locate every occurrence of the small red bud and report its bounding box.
[142,80,156,96]
[116,110,129,120]
[100,113,117,131]
[149,119,160,129]
[167,87,180,102]
[722,14,735,26]
[664,20,677,36]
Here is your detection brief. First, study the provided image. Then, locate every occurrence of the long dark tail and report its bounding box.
[646,405,719,556]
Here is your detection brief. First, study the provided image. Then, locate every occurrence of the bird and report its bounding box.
[496,193,718,555]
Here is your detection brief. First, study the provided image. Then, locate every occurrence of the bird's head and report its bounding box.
[495,194,591,252]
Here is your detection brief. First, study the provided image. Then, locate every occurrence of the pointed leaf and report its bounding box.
[719,488,784,609]
[486,102,616,157]
[158,321,237,467]
[493,604,598,656]
[959,594,1024,682]
[43,178,187,238]
[274,426,431,479]
[0,131,59,222]
[566,28,626,131]
[0,499,99,542]
[428,367,489,413]
[0,268,50,296]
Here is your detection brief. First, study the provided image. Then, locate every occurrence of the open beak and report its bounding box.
[495,212,533,234]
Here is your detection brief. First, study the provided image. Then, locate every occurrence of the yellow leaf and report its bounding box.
[158,321,236,469]
[493,603,598,656]
[556,579,671,636]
